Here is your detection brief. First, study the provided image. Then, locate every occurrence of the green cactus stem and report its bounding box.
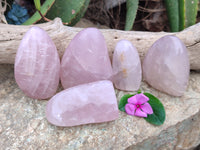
[164,0,179,32]
[184,0,198,28]
[46,0,90,26]
[34,0,41,11]
[125,0,139,31]
[23,0,55,25]
[165,0,198,32]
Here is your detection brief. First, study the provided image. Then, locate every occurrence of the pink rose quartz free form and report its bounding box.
[46,80,119,127]
[61,28,113,89]
[15,27,60,99]
[112,40,142,91]
[143,35,190,96]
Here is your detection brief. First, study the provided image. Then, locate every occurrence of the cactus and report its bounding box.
[164,0,179,32]
[16,0,90,26]
[125,0,139,31]
[165,0,198,32]
[23,0,55,25]
[178,0,185,31]
[34,0,41,11]
[46,0,90,26]
[198,0,200,11]
[183,0,198,29]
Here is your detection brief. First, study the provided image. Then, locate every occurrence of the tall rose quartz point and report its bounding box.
[61,28,113,89]
[112,40,141,91]
[46,80,119,127]
[143,35,190,96]
[15,27,60,99]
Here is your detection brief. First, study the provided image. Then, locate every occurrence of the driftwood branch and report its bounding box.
[0,18,200,70]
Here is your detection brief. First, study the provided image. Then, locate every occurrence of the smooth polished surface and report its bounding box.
[46,80,119,127]
[61,28,113,89]
[143,35,190,96]
[112,40,141,91]
[15,27,60,99]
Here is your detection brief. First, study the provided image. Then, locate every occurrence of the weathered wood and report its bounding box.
[0,18,200,70]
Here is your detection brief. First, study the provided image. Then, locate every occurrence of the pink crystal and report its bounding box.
[61,28,113,89]
[143,35,190,96]
[15,27,60,99]
[112,40,141,91]
[46,80,119,127]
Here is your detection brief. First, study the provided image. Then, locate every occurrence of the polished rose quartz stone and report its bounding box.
[46,80,119,127]
[61,28,113,89]
[143,35,190,96]
[112,40,141,91]
[15,27,60,99]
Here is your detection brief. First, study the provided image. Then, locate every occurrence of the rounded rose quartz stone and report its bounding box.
[112,40,141,91]
[143,35,190,96]
[61,28,113,89]
[46,80,119,127]
[15,27,60,99]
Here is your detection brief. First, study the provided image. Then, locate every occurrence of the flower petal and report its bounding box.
[141,102,153,114]
[128,95,138,104]
[134,108,147,117]
[137,93,149,104]
[125,104,136,115]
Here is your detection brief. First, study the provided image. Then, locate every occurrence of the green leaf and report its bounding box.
[164,0,179,32]
[137,89,141,94]
[46,0,90,26]
[143,93,165,126]
[118,94,134,112]
[34,0,41,11]
[119,92,165,126]
[125,0,139,31]
[23,0,55,25]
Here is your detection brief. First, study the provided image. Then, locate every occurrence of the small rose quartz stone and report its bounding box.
[143,35,190,96]
[112,40,141,91]
[46,80,119,127]
[61,28,113,89]
[15,27,60,99]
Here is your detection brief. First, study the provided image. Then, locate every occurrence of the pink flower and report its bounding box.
[125,93,153,117]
